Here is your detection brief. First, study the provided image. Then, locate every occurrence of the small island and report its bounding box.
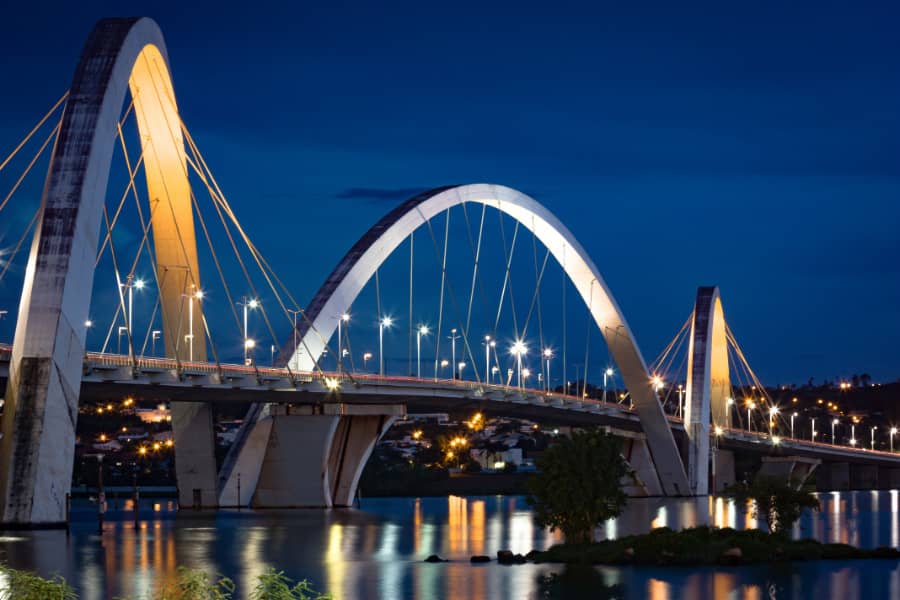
[519,428,900,567]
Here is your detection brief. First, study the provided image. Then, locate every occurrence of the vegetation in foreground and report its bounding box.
[526,429,628,543]
[0,565,330,600]
[532,525,900,566]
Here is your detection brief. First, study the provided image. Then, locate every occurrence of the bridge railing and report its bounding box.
[721,426,900,458]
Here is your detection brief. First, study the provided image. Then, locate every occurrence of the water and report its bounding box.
[1,492,900,599]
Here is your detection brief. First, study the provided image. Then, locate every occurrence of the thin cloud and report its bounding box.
[334,187,426,203]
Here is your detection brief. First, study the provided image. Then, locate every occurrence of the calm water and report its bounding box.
[2,492,900,599]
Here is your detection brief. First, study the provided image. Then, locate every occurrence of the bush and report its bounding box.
[154,566,235,600]
[0,564,76,600]
[727,476,820,536]
[526,429,628,543]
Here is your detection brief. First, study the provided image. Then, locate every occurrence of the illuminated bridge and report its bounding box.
[0,17,897,527]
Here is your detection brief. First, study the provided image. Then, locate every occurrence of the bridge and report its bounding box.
[0,17,897,527]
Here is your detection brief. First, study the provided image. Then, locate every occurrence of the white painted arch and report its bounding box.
[290,184,690,495]
[0,17,217,524]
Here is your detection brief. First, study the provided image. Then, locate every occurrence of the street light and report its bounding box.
[416,325,429,379]
[603,367,614,403]
[379,316,393,376]
[652,375,664,393]
[891,427,897,453]
[117,326,127,354]
[484,336,495,384]
[151,330,161,356]
[677,385,685,418]
[184,289,203,362]
[850,424,857,446]
[448,328,461,379]
[362,351,373,371]
[237,297,259,364]
[811,417,817,442]
[832,419,839,444]
[746,401,756,432]
[769,406,779,436]
[790,412,797,439]
[726,397,734,428]
[458,361,467,380]
[440,359,450,377]
[244,338,256,365]
[871,426,877,451]
[337,313,350,373]
[287,308,303,370]
[542,348,553,392]
[522,367,531,387]
[510,340,527,389]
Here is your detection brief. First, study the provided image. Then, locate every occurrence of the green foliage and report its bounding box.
[0,564,76,600]
[526,429,628,543]
[727,476,820,536]
[249,568,331,600]
[533,526,900,565]
[154,566,235,600]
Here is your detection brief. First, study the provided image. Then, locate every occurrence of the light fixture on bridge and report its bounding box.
[714,426,723,436]
[324,377,341,391]
[890,427,898,453]
[341,313,351,322]
[194,290,204,300]
[85,319,93,328]
[651,375,664,392]
[772,436,781,445]
[248,298,259,309]
[134,278,145,290]
[378,316,393,376]
[510,340,527,389]
[244,339,256,349]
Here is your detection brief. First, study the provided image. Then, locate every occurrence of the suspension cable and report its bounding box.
[0,91,67,174]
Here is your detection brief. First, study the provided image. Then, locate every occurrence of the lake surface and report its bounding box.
[2,492,900,599]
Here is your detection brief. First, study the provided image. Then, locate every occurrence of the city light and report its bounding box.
[324,377,341,391]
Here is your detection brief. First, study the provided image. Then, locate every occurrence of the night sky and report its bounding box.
[0,1,898,384]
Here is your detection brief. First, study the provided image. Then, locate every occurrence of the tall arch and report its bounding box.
[0,18,216,525]
[684,286,731,495]
[287,184,690,495]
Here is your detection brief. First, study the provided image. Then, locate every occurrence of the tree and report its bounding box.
[728,476,819,536]
[526,429,628,544]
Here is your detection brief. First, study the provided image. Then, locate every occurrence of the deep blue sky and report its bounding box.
[0,1,898,383]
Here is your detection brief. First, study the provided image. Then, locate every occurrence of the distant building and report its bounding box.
[135,403,171,424]
[471,447,523,470]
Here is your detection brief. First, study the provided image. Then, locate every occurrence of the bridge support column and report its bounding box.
[757,456,820,488]
[712,449,736,493]
[816,462,850,491]
[878,467,900,490]
[218,403,403,508]
[850,464,878,490]
[617,432,663,497]
[172,404,219,509]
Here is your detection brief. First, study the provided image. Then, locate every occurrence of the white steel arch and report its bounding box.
[0,17,217,525]
[684,286,731,495]
[290,184,690,495]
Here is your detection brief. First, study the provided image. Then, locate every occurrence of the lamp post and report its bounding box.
[151,330,161,356]
[287,308,303,370]
[677,385,685,418]
[603,367,614,403]
[184,289,203,362]
[811,417,816,442]
[440,359,449,377]
[491,365,499,382]
[832,419,839,444]
[769,406,778,436]
[726,397,734,428]
[448,328,460,379]
[270,344,277,367]
[458,361,466,380]
[416,325,429,379]
[871,426,877,451]
[379,316,393,376]
[237,297,259,364]
[510,340,527,389]
[891,427,897,453]
[117,326,127,355]
[362,352,372,372]
[337,313,350,372]
[747,401,755,432]
[120,277,145,357]
[543,348,553,392]
[484,336,495,384]
[850,424,857,447]
[244,339,256,365]
[790,412,797,439]
[522,367,531,387]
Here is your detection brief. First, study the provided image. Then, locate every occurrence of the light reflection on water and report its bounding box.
[0,492,899,599]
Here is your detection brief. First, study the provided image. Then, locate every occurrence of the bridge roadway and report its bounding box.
[2,344,899,471]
